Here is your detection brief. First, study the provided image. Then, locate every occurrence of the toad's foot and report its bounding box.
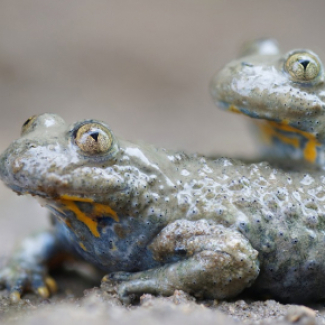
[0,230,60,303]
[0,265,57,303]
[102,220,260,304]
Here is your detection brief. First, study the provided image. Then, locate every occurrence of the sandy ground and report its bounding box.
[0,284,324,325]
[1,1,325,324]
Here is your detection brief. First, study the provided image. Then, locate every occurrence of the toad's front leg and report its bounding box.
[0,229,62,303]
[104,219,260,303]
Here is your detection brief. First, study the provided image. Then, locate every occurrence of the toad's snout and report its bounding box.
[0,149,9,182]
[0,139,39,190]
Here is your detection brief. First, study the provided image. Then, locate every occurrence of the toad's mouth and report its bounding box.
[4,183,49,198]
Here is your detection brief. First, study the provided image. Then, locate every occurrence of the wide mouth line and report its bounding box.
[6,183,120,202]
[6,184,48,197]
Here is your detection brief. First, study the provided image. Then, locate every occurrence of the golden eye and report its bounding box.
[21,115,37,135]
[285,51,321,82]
[75,123,113,155]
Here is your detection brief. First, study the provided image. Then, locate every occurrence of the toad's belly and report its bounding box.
[249,260,325,303]
[242,222,325,302]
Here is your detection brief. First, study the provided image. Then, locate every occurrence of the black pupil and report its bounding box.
[90,131,99,141]
[23,118,32,127]
[299,59,310,70]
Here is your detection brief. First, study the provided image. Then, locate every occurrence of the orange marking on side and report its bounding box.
[79,242,87,251]
[60,195,93,203]
[59,198,101,237]
[58,195,119,238]
[229,105,242,114]
[303,140,318,162]
[256,120,321,163]
[93,203,119,222]
[60,195,119,220]
[258,121,300,148]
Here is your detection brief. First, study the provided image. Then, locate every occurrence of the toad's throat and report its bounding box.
[56,195,119,237]
[226,104,321,163]
[257,120,321,163]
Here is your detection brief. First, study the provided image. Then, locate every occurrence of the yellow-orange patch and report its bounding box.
[79,242,87,251]
[257,120,320,163]
[58,195,119,237]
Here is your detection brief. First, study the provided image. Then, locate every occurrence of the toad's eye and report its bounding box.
[21,115,37,135]
[285,51,322,83]
[74,123,113,155]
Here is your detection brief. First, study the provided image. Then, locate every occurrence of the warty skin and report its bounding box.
[0,113,325,303]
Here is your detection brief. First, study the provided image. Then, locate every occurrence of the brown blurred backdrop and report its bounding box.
[1,0,325,255]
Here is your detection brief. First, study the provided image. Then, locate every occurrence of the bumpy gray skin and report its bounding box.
[1,114,325,304]
[210,39,325,167]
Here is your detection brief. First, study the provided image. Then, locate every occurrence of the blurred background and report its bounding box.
[0,0,325,256]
